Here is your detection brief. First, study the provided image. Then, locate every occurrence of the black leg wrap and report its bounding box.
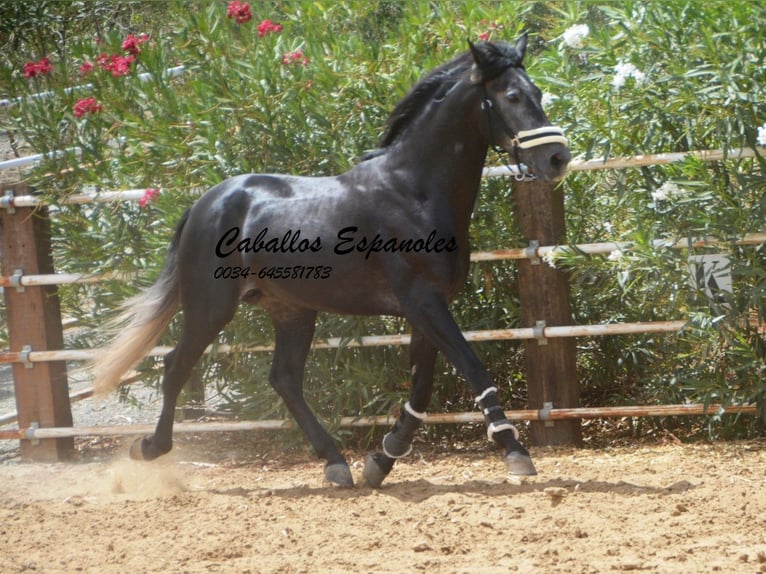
[382,409,422,458]
[478,393,507,425]
[477,393,520,447]
[477,390,536,476]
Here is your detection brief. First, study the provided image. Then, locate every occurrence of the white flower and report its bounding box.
[662,182,686,199]
[651,184,672,202]
[650,182,689,208]
[562,24,589,49]
[541,250,558,269]
[612,61,646,89]
[757,124,766,147]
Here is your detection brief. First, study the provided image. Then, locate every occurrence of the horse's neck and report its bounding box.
[385,93,488,231]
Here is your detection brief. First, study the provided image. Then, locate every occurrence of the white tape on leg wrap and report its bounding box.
[474,386,498,404]
[404,401,427,420]
[382,432,413,459]
[487,421,520,442]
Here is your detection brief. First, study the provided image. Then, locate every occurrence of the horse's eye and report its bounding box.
[505,89,520,102]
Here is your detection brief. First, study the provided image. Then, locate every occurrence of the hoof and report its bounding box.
[504,451,538,476]
[362,452,394,489]
[129,437,148,461]
[325,462,354,487]
[129,436,166,461]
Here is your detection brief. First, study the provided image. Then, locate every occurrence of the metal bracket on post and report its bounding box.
[19,345,33,369]
[10,269,24,292]
[540,401,555,427]
[2,190,16,214]
[533,320,548,346]
[27,421,40,446]
[525,240,541,265]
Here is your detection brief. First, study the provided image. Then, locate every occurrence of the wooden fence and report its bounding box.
[0,145,763,460]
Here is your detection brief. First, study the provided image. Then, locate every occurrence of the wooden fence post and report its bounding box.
[0,183,73,460]
[512,178,582,446]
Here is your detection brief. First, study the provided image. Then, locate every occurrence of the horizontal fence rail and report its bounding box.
[0,321,688,366]
[2,143,764,178]
[0,403,756,441]
[2,235,764,287]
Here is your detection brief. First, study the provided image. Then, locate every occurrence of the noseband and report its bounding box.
[480,89,567,180]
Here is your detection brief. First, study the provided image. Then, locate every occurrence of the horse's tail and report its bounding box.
[92,209,190,395]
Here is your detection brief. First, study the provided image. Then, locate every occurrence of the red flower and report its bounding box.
[227,1,252,24]
[257,19,283,37]
[96,52,136,77]
[281,49,310,67]
[73,97,102,117]
[121,33,150,56]
[477,20,503,42]
[23,57,53,78]
[139,187,161,208]
[79,61,94,75]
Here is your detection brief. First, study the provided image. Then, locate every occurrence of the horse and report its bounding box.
[93,34,570,488]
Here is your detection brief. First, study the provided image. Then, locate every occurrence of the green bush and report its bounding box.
[1,1,764,440]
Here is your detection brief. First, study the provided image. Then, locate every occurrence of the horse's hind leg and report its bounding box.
[268,308,353,487]
[364,328,436,488]
[131,295,238,461]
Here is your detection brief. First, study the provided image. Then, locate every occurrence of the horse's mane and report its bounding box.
[379,51,473,148]
[377,40,523,150]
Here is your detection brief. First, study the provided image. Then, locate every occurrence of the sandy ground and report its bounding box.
[1,436,765,574]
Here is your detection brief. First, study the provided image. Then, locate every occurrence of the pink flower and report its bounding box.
[23,57,53,78]
[227,1,252,24]
[257,19,283,38]
[281,49,310,67]
[121,33,150,56]
[96,52,136,77]
[138,188,161,208]
[73,97,102,117]
[79,61,94,75]
[109,55,135,76]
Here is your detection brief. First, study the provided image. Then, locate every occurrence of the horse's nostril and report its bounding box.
[551,150,571,170]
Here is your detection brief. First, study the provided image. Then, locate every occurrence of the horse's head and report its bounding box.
[469,35,570,182]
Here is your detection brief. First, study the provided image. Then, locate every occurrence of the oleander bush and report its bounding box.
[1,0,764,442]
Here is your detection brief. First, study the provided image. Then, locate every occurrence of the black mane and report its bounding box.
[379,51,472,148]
[378,41,523,149]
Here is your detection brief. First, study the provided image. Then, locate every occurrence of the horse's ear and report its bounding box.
[468,39,485,84]
[515,32,528,62]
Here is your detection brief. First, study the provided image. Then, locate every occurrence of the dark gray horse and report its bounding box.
[94,35,570,487]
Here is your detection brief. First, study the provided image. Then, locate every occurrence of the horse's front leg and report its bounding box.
[363,329,436,488]
[384,282,537,480]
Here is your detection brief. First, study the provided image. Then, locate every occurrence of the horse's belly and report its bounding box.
[242,266,404,316]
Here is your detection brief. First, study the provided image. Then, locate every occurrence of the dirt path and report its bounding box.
[1,438,765,573]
